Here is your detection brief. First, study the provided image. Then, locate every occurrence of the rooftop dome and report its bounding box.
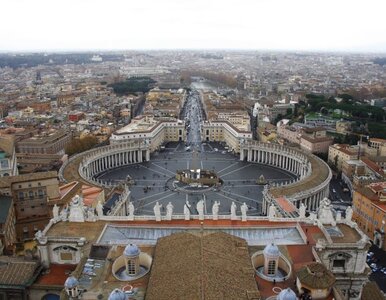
[278,288,297,300]
[64,276,79,289]
[124,243,140,257]
[263,243,280,258]
[108,288,127,300]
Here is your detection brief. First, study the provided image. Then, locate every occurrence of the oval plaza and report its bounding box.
[61,117,331,218]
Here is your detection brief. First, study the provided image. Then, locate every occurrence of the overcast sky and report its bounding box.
[1,0,386,53]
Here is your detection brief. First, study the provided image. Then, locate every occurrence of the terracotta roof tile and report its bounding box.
[0,257,40,286]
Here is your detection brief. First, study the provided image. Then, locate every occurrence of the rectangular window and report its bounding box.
[18,192,24,200]
[127,260,136,275]
[0,159,9,169]
[333,259,345,268]
[267,260,276,275]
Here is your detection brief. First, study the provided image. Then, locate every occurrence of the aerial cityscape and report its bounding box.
[1,1,386,300]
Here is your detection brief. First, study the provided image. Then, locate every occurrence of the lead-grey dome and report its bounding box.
[263,243,280,258]
[64,276,79,289]
[108,288,127,300]
[278,288,297,300]
[124,243,140,257]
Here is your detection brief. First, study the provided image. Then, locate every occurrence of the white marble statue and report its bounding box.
[241,202,248,222]
[184,200,191,220]
[53,204,59,220]
[299,202,307,219]
[68,195,85,222]
[309,212,317,221]
[345,206,353,222]
[230,201,237,220]
[197,199,205,220]
[166,202,174,221]
[336,210,342,222]
[87,208,96,222]
[153,201,162,222]
[128,202,135,220]
[96,200,104,217]
[60,205,68,221]
[35,230,43,239]
[212,201,220,220]
[317,197,335,225]
[268,203,277,218]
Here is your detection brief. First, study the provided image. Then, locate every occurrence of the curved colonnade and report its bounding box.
[78,141,151,188]
[60,140,331,214]
[240,141,331,214]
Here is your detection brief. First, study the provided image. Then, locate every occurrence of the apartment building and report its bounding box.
[0,135,18,177]
[0,195,16,254]
[353,181,386,250]
[0,171,60,241]
[17,129,72,155]
[328,144,358,171]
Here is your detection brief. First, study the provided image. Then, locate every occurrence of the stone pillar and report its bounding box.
[146,150,150,161]
[37,244,50,268]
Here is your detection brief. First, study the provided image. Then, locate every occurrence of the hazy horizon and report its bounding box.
[1,0,386,53]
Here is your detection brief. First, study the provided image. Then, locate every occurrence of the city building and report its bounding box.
[0,171,61,241]
[352,181,386,250]
[110,115,186,151]
[144,88,185,118]
[0,195,16,254]
[17,129,72,155]
[201,120,253,153]
[0,135,18,177]
[277,122,333,154]
[328,144,359,171]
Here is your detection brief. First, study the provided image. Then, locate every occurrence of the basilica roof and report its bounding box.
[296,262,335,289]
[146,231,261,300]
[0,257,41,287]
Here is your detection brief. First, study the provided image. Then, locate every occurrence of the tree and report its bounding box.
[65,135,98,156]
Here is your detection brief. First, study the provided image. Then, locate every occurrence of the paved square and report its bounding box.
[97,142,296,216]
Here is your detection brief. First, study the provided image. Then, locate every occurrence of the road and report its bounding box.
[329,178,353,213]
[182,89,204,150]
